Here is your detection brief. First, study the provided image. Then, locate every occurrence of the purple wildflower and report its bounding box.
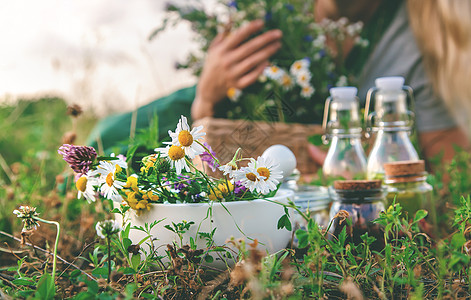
[174,175,192,190]
[284,4,294,11]
[228,1,237,9]
[58,144,97,175]
[234,181,247,195]
[199,142,219,172]
[303,35,314,42]
[318,49,326,58]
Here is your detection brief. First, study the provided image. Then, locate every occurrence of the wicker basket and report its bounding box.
[193,117,323,174]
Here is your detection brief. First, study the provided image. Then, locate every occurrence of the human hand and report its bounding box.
[191,20,282,120]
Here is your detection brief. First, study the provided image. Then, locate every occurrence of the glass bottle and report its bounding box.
[329,180,386,251]
[365,77,419,180]
[383,160,435,224]
[322,87,367,185]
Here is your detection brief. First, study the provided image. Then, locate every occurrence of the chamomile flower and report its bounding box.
[233,156,283,194]
[76,172,98,203]
[233,165,263,193]
[96,220,121,239]
[156,145,190,175]
[168,115,206,159]
[13,205,40,231]
[289,58,310,76]
[263,65,285,81]
[219,148,241,177]
[219,161,238,177]
[227,87,242,102]
[301,85,315,98]
[312,34,326,48]
[279,74,295,90]
[295,69,312,87]
[96,160,126,202]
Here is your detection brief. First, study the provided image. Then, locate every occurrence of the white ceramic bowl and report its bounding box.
[122,189,295,268]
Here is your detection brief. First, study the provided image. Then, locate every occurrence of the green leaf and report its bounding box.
[131,253,141,270]
[123,237,132,251]
[92,267,108,278]
[204,255,214,263]
[413,210,428,223]
[17,290,35,298]
[97,156,119,161]
[35,273,55,299]
[12,278,35,286]
[308,134,324,146]
[98,293,113,300]
[277,215,292,231]
[137,235,151,246]
[125,283,138,298]
[123,223,131,239]
[451,232,466,248]
[119,267,137,275]
[86,279,100,294]
[295,229,309,249]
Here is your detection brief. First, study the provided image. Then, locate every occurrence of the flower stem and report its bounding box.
[107,236,111,284]
[33,217,60,291]
[195,141,220,165]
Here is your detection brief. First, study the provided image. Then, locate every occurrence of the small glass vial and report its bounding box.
[329,180,386,251]
[292,185,330,250]
[322,87,367,185]
[383,160,435,223]
[294,185,331,229]
[365,77,419,180]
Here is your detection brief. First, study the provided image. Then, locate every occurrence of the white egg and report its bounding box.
[261,145,297,181]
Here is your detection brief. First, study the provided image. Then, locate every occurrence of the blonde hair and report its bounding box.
[408,0,471,136]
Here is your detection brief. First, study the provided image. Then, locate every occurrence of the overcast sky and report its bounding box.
[0,0,200,116]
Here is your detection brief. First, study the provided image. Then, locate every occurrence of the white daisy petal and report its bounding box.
[168,116,206,158]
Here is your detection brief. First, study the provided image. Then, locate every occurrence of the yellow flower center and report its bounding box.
[178,130,193,147]
[227,87,236,99]
[294,62,302,70]
[257,167,270,179]
[168,145,185,161]
[282,75,292,86]
[76,176,87,192]
[270,66,279,73]
[106,172,114,187]
[246,172,258,182]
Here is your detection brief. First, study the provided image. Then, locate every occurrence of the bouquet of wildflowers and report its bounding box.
[59,115,283,214]
[152,0,368,124]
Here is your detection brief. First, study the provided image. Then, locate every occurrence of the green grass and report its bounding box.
[0,97,97,233]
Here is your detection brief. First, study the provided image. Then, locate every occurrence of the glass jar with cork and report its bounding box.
[383,160,435,223]
[329,180,386,251]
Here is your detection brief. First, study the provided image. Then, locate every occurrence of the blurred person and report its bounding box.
[407,0,471,160]
[88,0,469,167]
[307,0,470,166]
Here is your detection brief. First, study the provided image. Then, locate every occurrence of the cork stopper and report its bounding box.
[383,160,425,177]
[334,180,382,191]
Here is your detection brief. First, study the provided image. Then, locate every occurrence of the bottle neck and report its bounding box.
[373,130,414,145]
[330,133,363,142]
